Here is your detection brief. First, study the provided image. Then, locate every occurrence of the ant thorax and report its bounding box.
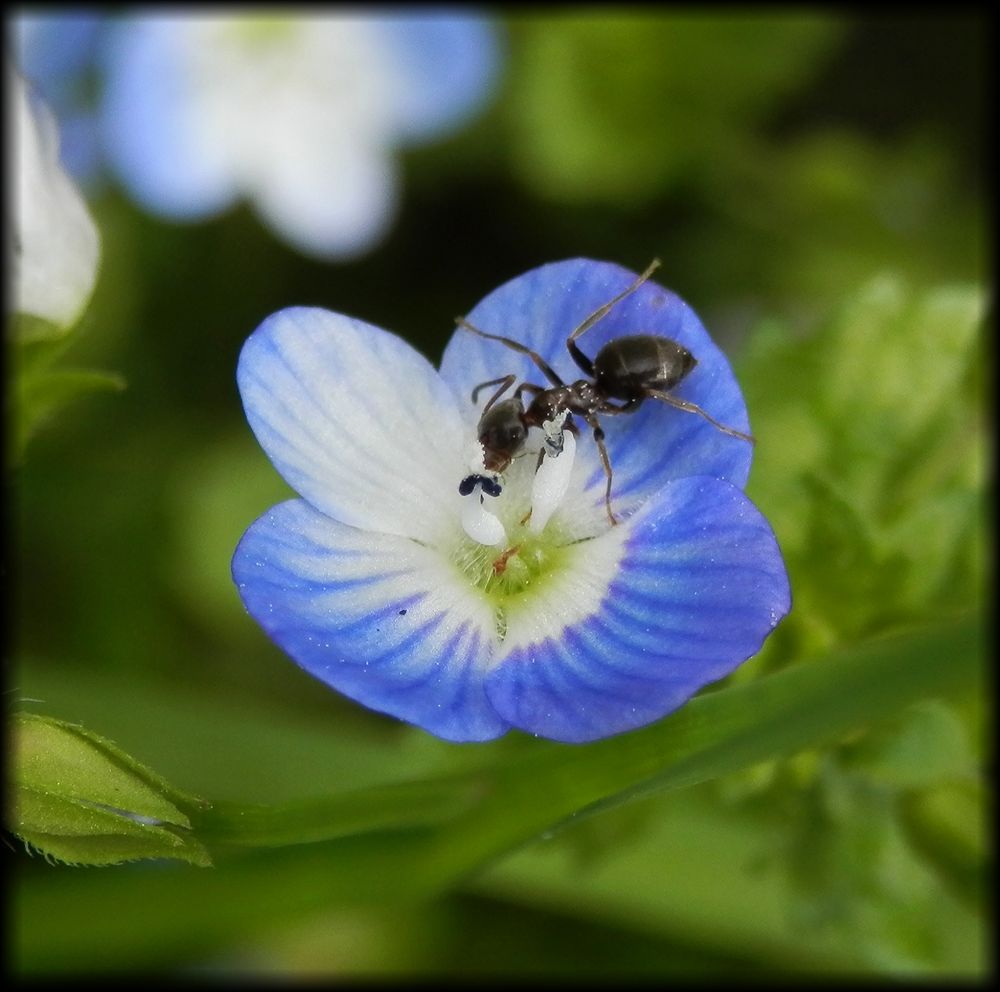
[458,409,577,549]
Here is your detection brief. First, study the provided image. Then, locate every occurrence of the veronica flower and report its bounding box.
[98,11,500,259]
[232,259,791,743]
[11,64,100,329]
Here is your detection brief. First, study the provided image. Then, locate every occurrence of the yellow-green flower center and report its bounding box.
[229,17,298,48]
[451,522,574,604]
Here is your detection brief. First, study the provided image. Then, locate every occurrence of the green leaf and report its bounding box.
[10,615,981,971]
[471,781,984,976]
[10,364,125,465]
[898,779,987,911]
[7,713,210,867]
[742,277,986,646]
[840,701,976,790]
[412,616,981,886]
[193,779,486,850]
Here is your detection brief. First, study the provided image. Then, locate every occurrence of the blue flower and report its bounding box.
[12,10,104,184]
[232,259,791,743]
[96,12,501,259]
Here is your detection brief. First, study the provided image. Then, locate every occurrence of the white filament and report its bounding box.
[529,430,576,534]
[462,492,506,546]
[460,440,506,546]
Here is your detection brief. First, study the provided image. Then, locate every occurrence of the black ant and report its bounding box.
[456,259,754,526]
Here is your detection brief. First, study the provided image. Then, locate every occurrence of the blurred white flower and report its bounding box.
[99,13,500,259]
[11,65,100,330]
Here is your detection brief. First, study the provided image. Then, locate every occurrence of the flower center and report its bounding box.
[228,16,299,47]
[452,422,579,606]
[452,521,575,602]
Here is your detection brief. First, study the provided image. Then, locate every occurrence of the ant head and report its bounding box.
[477,397,528,473]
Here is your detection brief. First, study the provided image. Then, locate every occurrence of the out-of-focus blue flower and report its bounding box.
[11,64,100,329]
[97,12,501,259]
[13,11,101,90]
[232,259,791,743]
[12,10,104,183]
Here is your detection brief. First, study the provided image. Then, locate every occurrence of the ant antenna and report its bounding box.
[567,258,662,347]
[455,317,565,388]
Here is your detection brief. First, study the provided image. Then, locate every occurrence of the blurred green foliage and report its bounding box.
[8,9,988,979]
[507,13,843,202]
[741,276,985,656]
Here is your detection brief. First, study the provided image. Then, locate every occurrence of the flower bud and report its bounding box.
[7,712,211,867]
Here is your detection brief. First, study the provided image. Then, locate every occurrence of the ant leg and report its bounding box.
[585,414,618,526]
[597,397,643,415]
[472,378,548,415]
[565,259,662,377]
[472,374,519,414]
[514,381,545,403]
[456,316,564,387]
[648,389,756,444]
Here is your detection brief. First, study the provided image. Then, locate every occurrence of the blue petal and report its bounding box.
[13,12,103,89]
[485,476,790,743]
[238,306,468,543]
[439,259,753,513]
[13,12,105,185]
[233,499,509,742]
[99,18,237,219]
[377,12,501,144]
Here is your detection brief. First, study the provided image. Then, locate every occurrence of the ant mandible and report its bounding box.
[456,259,754,527]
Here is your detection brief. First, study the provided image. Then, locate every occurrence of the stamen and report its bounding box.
[462,490,506,546]
[529,429,576,534]
[460,440,506,547]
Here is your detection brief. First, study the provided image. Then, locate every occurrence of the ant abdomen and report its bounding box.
[593,335,696,401]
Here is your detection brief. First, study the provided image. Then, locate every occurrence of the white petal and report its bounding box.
[251,138,399,260]
[203,17,401,258]
[11,66,99,329]
[238,306,468,544]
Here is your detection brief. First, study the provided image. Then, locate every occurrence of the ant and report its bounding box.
[456,259,754,526]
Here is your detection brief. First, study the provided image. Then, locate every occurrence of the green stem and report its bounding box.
[189,778,487,848]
